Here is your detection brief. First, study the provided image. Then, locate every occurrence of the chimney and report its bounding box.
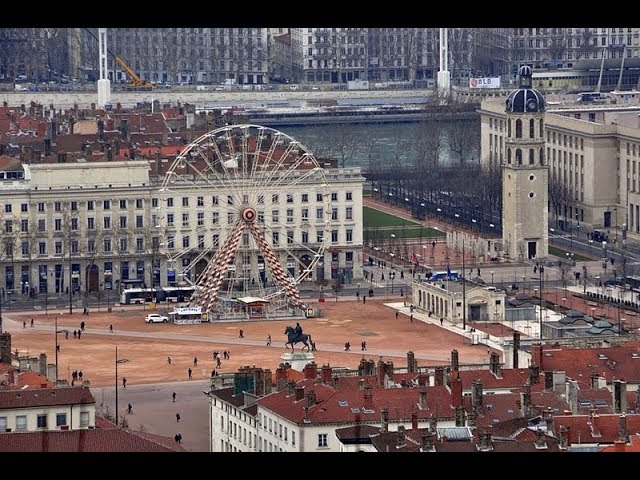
[418,388,428,409]
[321,364,332,384]
[377,358,385,387]
[97,119,105,139]
[115,139,121,156]
[534,428,547,449]
[455,404,465,426]
[263,369,273,395]
[44,138,51,156]
[305,389,316,407]
[467,408,477,427]
[528,364,540,385]
[155,150,161,173]
[333,375,340,390]
[39,353,47,376]
[544,407,553,432]
[489,352,499,375]
[407,351,416,373]
[619,413,628,442]
[472,380,483,409]
[0,333,12,364]
[613,379,628,414]
[590,372,599,389]
[363,383,372,400]
[434,366,445,386]
[429,415,437,433]
[478,430,492,451]
[521,382,531,417]
[295,386,305,402]
[421,430,435,452]
[513,332,521,369]
[380,408,389,433]
[559,425,569,449]
[451,350,459,371]
[106,144,113,161]
[286,380,296,396]
[450,372,463,407]
[303,361,317,379]
[411,411,418,430]
[129,147,136,160]
[303,405,310,423]
[396,425,406,449]
[530,343,543,372]
[544,371,554,390]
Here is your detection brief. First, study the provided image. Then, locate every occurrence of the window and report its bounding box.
[292,431,296,446]
[3,220,11,233]
[287,209,294,223]
[345,251,353,262]
[272,194,279,204]
[16,415,26,431]
[136,199,143,209]
[152,198,158,208]
[55,241,63,254]
[287,231,294,244]
[120,238,128,252]
[21,203,28,213]
[56,413,67,427]
[4,204,11,213]
[331,192,338,201]
[182,236,190,248]
[103,217,111,229]
[212,212,219,225]
[272,232,279,245]
[119,216,128,228]
[197,196,204,207]
[54,202,61,212]
[0,416,6,432]
[37,414,47,429]
[346,207,353,220]
[331,208,338,220]
[197,212,205,226]
[167,198,174,207]
[318,433,327,447]
[38,219,46,232]
[38,242,46,255]
[167,214,174,227]
[198,234,205,248]
[119,199,127,209]
[227,212,234,223]
[302,208,309,221]
[136,215,144,228]
[301,193,308,203]
[167,236,174,249]
[182,197,189,207]
[87,239,95,253]
[272,210,279,223]
[227,195,234,205]
[136,238,144,252]
[102,238,111,252]
[79,411,89,427]
[316,230,324,243]
[103,200,111,210]
[286,194,293,203]
[331,230,338,243]
[346,191,352,201]
[71,240,78,254]
[346,229,353,242]
[21,241,29,256]
[316,208,323,220]
[316,193,323,202]
[38,202,45,212]
[212,196,218,205]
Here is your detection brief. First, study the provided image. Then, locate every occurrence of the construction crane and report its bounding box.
[85,28,152,90]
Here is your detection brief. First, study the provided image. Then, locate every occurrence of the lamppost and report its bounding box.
[538,265,544,339]
[389,271,396,294]
[53,315,67,383]
[115,346,130,427]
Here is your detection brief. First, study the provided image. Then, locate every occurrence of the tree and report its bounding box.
[331,279,343,302]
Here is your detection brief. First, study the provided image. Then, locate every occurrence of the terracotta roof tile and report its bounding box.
[0,386,95,409]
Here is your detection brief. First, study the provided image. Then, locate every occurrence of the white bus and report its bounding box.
[120,286,198,305]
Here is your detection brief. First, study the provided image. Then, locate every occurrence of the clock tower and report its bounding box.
[502,66,548,261]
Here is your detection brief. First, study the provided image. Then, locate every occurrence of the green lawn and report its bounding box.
[363,206,422,228]
[548,245,593,262]
[363,206,443,239]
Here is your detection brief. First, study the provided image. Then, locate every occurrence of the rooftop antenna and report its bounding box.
[97,28,111,108]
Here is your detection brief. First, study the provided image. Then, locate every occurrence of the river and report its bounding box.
[278,118,480,168]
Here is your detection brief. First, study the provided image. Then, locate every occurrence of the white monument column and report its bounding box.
[97,28,111,108]
[437,27,451,102]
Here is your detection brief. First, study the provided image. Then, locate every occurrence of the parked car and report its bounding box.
[145,313,169,323]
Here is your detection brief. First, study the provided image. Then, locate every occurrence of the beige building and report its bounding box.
[0,155,364,300]
[480,95,640,245]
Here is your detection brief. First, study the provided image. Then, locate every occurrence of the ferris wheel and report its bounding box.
[159,124,332,316]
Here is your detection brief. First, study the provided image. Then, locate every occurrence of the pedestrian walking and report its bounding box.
[23,321,26,329]
[167,356,172,365]
[410,314,413,323]
[266,335,271,346]
[176,413,181,423]
[122,377,127,388]
[175,433,182,444]
[80,321,85,331]
[211,369,216,378]
[395,311,399,319]
[193,357,198,367]
[440,317,444,326]
[172,392,176,403]
[109,324,113,333]
[65,331,69,339]
[30,318,34,328]
[127,403,132,414]
[344,341,350,351]
[77,330,81,339]
[73,330,77,339]
[78,371,83,381]
[239,329,244,338]
[363,296,366,304]
[216,358,221,368]
[188,368,192,379]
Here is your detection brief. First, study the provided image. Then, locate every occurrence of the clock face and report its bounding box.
[527,99,537,111]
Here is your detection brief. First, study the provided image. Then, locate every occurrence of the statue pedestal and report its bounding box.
[281,352,315,372]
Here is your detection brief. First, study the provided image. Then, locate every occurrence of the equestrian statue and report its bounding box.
[284,322,312,353]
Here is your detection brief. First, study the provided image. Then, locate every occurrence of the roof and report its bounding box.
[0,427,184,452]
[0,386,95,409]
[553,413,640,445]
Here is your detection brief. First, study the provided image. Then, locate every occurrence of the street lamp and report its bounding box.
[389,271,396,294]
[115,346,130,427]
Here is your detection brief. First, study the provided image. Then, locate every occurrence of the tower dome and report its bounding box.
[505,65,545,113]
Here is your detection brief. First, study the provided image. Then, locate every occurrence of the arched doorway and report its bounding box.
[86,264,99,292]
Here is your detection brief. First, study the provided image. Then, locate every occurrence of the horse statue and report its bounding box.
[284,325,312,353]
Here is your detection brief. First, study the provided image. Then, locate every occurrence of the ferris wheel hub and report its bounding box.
[242,207,257,223]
